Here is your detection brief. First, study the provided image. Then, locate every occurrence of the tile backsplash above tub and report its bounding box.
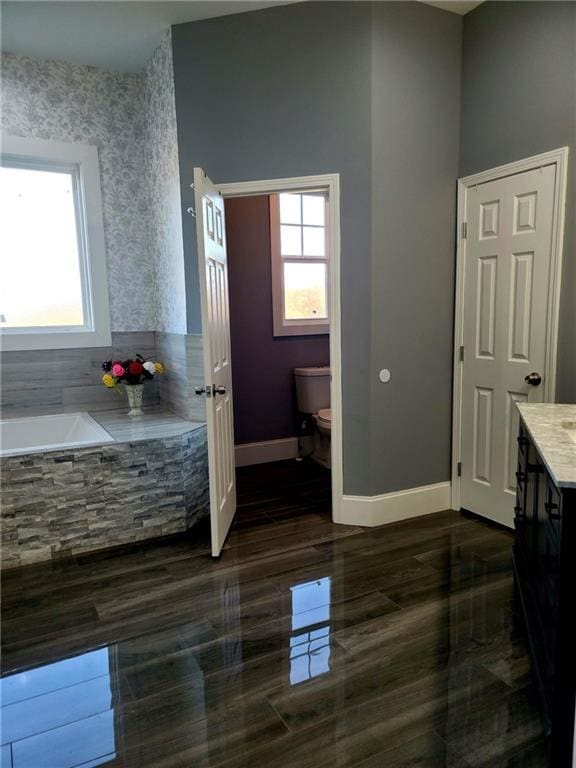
[0,332,160,415]
[154,332,205,423]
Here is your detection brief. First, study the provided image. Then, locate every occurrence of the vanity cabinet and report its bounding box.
[514,420,576,766]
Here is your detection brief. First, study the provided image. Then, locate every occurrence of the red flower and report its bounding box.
[128,361,144,376]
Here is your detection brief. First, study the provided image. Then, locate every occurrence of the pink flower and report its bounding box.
[112,363,125,377]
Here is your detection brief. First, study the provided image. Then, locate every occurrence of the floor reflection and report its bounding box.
[1,648,117,768]
[289,576,332,685]
[0,460,547,768]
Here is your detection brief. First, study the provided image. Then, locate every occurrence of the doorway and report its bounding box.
[451,148,568,528]
[194,171,342,556]
[226,189,331,540]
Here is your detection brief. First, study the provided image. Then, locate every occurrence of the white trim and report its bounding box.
[219,173,343,525]
[0,134,111,351]
[451,147,569,512]
[235,437,299,467]
[339,482,452,528]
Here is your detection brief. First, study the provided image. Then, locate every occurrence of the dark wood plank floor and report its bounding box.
[0,460,547,768]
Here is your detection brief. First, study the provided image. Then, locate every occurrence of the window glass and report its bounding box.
[279,193,301,225]
[0,166,84,328]
[283,262,327,320]
[302,226,325,257]
[280,224,302,256]
[302,194,325,226]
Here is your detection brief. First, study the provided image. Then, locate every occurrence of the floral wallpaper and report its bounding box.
[1,38,188,333]
[144,31,187,333]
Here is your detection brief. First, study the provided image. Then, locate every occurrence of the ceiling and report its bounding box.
[0,1,302,72]
[1,0,484,74]
[421,1,483,13]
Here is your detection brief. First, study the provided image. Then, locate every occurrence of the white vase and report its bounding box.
[125,384,144,417]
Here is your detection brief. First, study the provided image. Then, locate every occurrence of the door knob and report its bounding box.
[524,372,542,386]
[194,387,206,396]
[213,385,226,395]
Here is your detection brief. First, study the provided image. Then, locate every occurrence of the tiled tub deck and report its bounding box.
[1,410,209,569]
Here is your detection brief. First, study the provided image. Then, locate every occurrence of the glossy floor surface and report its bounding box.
[1,460,547,767]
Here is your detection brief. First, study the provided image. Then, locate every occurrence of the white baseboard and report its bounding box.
[337,481,452,527]
[235,437,299,467]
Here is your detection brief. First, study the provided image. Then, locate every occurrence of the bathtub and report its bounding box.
[0,412,115,457]
[1,412,208,569]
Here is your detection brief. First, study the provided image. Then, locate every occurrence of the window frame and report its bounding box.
[270,193,330,337]
[1,135,111,350]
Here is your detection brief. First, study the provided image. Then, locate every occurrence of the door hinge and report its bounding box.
[462,222,467,239]
[459,345,464,362]
[457,461,462,477]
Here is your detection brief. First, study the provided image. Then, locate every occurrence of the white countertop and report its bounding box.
[517,403,576,489]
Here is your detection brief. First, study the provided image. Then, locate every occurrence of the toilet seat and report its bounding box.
[315,408,331,429]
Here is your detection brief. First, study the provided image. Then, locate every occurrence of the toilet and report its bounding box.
[294,366,331,469]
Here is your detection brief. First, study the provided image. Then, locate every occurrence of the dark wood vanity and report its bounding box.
[514,405,576,766]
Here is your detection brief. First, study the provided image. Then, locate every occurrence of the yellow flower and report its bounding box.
[154,362,165,374]
[102,373,115,388]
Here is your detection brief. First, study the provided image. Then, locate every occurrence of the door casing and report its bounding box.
[218,174,343,525]
[451,147,569,517]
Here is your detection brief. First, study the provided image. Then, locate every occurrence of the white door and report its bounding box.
[194,168,236,556]
[460,164,556,527]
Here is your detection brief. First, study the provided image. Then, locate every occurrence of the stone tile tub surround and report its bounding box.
[517,403,576,488]
[1,411,208,569]
[154,332,205,422]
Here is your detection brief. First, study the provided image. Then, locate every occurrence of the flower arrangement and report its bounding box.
[101,354,165,416]
[101,355,164,388]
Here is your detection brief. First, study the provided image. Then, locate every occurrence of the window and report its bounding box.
[270,192,329,336]
[0,135,110,350]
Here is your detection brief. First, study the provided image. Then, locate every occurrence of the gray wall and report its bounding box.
[173,2,374,493]
[370,3,462,493]
[460,1,576,402]
[172,1,463,495]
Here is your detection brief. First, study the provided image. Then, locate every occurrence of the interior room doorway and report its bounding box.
[193,170,342,556]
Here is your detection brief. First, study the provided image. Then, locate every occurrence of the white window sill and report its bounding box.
[1,328,112,351]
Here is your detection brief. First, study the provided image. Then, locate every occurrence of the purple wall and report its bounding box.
[225,195,330,445]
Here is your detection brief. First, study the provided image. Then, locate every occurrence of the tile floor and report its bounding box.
[0,460,547,767]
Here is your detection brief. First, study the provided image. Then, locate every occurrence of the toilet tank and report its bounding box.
[294,366,330,414]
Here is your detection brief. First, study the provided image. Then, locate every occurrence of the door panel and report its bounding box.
[509,251,533,361]
[473,386,493,485]
[476,255,497,358]
[461,164,556,527]
[194,168,236,556]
